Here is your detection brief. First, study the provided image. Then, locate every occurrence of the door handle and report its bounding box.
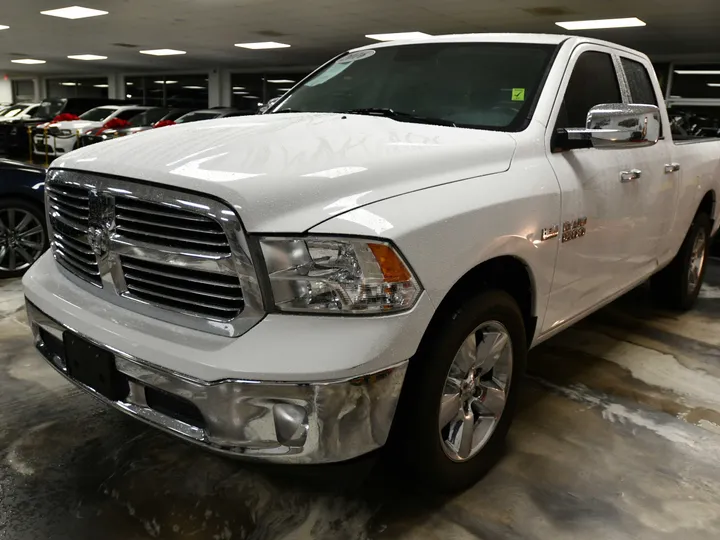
[664,163,681,173]
[620,169,642,183]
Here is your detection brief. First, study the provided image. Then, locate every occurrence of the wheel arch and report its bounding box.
[421,255,537,348]
[698,189,716,225]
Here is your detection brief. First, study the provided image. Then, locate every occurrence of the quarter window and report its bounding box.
[621,58,658,105]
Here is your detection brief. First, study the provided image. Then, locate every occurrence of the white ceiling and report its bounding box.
[2,0,720,76]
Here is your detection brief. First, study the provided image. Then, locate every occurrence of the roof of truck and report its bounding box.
[351,33,646,57]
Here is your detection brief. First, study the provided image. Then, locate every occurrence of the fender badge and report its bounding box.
[541,225,559,241]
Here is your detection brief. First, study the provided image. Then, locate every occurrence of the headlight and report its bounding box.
[259,237,421,314]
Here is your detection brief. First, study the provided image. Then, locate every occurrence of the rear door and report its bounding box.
[616,54,677,265]
[542,45,646,333]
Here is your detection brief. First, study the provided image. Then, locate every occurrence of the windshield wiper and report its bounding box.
[343,108,457,128]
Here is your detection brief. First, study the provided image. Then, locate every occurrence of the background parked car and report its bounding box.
[0,159,47,278]
[33,105,151,160]
[0,103,40,156]
[80,108,194,146]
[174,108,243,123]
[0,97,129,159]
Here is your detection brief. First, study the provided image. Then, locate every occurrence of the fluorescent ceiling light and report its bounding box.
[555,17,645,30]
[278,88,293,92]
[183,85,205,90]
[232,86,245,90]
[154,80,178,84]
[41,6,108,19]
[675,70,720,75]
[258,102,264,106]
[708,83,720,87]
[126,93,132,98]
[234,42,290,50]
[140,49,186,56]
[60,82,78,86]
[0,25,9,30]
[93,84,109,88]
[267,79,294,84]
[233,91,248,95]
[67,54,107,61]
[242,95,258,99]
[365,31,431,41]
[126,82,134,86]
[11,59,46,64]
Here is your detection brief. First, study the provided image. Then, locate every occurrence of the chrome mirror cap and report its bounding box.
[565,103,661,149]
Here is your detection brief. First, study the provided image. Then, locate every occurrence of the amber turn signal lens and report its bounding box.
[368,243,412,282]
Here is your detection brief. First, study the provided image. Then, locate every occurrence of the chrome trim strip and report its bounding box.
[47,169,265,337]
[27,301,407,463]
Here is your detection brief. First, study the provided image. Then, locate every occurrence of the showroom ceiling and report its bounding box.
[1,0,719,75]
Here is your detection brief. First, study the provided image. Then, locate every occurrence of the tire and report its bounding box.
[651,212,711,310]
[0,198,49,279]
[389,289,527,492]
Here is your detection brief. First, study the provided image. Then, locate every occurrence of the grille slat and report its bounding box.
[116,201,214,222]
[122,255,244,320]
[123,260,241,288]
[48,193,87,212]
[116,214,226,234]
[50,211,88,234]
[126,284,241,318]
[125,273,243,300]
[47,185,89,201]
[116,224,230,247]
[48,178,246,323]
[53,233,94,255]
[49,202,89,223]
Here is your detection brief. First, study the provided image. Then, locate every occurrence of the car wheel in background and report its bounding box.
[389,290,527,492]
[0,198,48,279]
[652,212,711,310]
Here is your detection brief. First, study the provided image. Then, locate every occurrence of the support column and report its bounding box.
[208,68,231,108]
[107,73,126,100]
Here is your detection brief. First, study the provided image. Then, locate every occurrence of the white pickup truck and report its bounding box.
[23,34,720,491]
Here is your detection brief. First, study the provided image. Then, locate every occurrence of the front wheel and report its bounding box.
[0,199,48,279]
[389,290,527,492]
[651,212,711,310]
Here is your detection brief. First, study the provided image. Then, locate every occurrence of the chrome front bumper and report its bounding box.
[27,301,408,463]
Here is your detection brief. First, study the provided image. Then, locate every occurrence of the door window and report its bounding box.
[556,51,621,129]
[621,58,657,105]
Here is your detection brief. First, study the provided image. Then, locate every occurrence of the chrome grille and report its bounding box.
[46,184,101,286]
[115,197,230,254]
[45,170,264,337]
[122,256,244,319]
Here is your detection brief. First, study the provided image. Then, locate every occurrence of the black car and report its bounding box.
[79,107,193,146]
[0,97,128,158]
[0,159,48,278]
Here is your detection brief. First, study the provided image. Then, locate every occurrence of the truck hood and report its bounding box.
[53,113,516,232]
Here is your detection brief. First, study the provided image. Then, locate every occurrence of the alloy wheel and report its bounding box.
[438,320,513,462]
[0,208,46,272]
[688,227,706,295]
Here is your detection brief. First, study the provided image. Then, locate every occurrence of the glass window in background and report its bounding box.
[12,79,35,102]
[670,64,720,100]
[46,77,109,99]
[230,74,265,112]
[667,104,720,140]
[125,75,208,108]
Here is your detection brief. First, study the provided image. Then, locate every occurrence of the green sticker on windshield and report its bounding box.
[511,88,525,101]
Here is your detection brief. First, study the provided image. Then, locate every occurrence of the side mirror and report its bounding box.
[559,103,661,150]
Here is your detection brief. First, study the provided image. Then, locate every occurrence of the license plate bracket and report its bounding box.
[64,332,129,401]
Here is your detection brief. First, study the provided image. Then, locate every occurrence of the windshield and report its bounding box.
[0,105,27,118]
[176,111,221,123]
[79,107,117,122]
[37,99,67,119]
[130,108,168,127]
[273,42,556,130]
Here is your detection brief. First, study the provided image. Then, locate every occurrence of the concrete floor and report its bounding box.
[3,264,720,540]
